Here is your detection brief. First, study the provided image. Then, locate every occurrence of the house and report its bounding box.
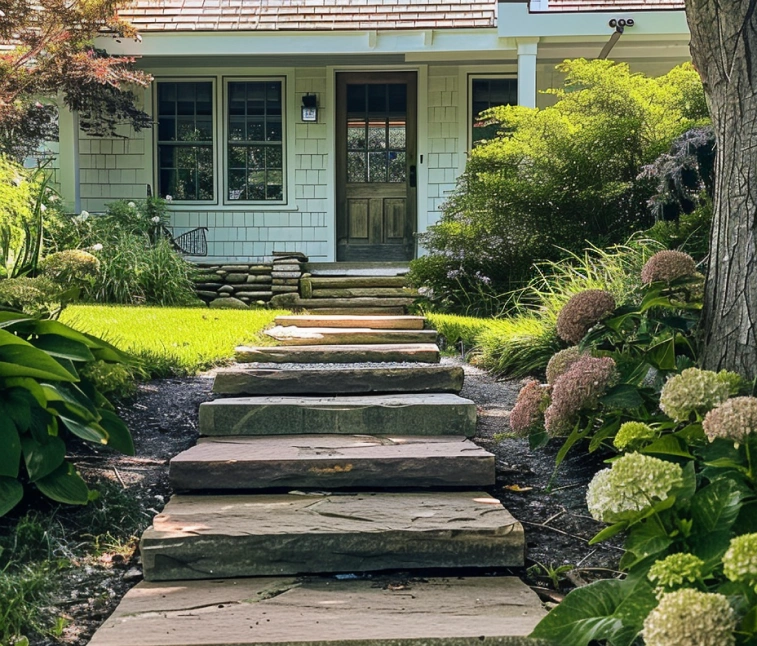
[57,0,690,264]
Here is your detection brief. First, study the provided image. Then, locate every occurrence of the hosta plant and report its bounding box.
[0,310,134,516]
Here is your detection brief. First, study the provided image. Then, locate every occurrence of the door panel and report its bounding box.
[336,72,417,262]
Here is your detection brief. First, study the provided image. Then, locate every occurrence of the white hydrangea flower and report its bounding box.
[48,194,59,202]
[642,589,736,646]
[91,243,103,252]
[128,201,137,209]
[151,216,161,223]
[659,368,731,421]
[586,452,683,523]
[79,210,90,220]
[723,533,757,586]
[165,195,173,202]
[39,203,46,212]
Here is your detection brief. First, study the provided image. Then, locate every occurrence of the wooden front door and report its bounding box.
[336,72,417,262]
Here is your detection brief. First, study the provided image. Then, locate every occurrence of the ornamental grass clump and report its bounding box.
[543,356,618,435]
[703,396,757,443]
[641,250,698,285]
[555,289,616,344]
[722,533,757,589]
[659,368,732,421]
[613,421,657,451]
[509,380,550,436]
[642,588,736,646]
[545,346,584,385]
[648,553,705,594]
[586,452,683,523]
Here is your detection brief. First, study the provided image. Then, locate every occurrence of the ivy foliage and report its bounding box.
[410,59,709,316]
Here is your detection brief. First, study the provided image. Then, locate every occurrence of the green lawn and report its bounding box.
[60,304,288,376]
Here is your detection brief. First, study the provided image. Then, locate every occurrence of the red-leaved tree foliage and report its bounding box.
[0,0,152,159]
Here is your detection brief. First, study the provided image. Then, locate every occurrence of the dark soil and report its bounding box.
[27,362,621,644]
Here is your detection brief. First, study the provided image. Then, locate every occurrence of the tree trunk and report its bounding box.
[687,0,757,377]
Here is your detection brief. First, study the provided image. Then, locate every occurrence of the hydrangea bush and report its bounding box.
[527,248,757,645]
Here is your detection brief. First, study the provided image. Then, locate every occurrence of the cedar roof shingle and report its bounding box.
[118,0,498,32]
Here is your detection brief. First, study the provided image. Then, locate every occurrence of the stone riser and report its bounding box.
[198,394,476,437]
[169,435,494,491]
[140,492,524,581]
[274,314,425,329]
[265,326,438,346]
[212,365,464,396]
[235,343,441,364]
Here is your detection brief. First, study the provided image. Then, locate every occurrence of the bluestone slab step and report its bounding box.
[212,365,464,395]
[89,576,547,646]
[170,435,494,490]
[274,314,426,329]
[265,326,437,346]
[140,492,524,581]
[235,343,440,364]
[199,393,476,437]
[301,306,407,316]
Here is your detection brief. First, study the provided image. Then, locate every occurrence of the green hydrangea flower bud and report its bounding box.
[613,421,657,451]
[648,553,704,592]
[723,533,757,587]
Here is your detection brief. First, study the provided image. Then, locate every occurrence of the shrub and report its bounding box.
[38,249,100,290]
[0,276,64,317]
[409,59,708,315]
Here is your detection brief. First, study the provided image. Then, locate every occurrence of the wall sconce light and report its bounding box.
[301,94,318,122]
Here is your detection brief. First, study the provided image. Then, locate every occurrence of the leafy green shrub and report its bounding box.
[0,276,65,318]
[0,312,135,517]
[79,360,137,399]
[471,239,662,377]
[646,201,712,261]
[38,249,100,291]
[45,198,199,306]
[410,59,708,316]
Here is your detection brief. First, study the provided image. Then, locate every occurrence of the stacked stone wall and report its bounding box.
[192,263,274,309]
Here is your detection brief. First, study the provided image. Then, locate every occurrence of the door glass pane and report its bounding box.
[471,77,517,146]
[345,83,406,184]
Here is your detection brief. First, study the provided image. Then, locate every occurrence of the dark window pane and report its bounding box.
[248,146,265,169]
[387,84,407,113]
[176,169,196,200]
[267,170,283,200]
[176,148,196,169]
[158,117,176,142]
[368,151,387,183]
[471,78,517,146]
[196,117,213,140]
[247,119,264,141]
[229,146,246,168]
[267,146,283,170]
[347,84,366,114]
[368,84,386,113]
[177,117,199,142]
[159,169,176,197]
[267,120,282,142]
[228,169,246,201]
[229,118,245,142]
[159,146,174,167]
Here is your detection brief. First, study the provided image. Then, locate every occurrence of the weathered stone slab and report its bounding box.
[274,314,425,329]
[170,435,492,490]
[199,393,475,437]
[212,365,464,395]
[310,276,409,288]
[234,291,273,299]
[295,297,416,308]
[89,576,546,646]
[235,343,440,364]
[225,273,248,283]
[140,492,524,581]
[209,298,248,309]
[311,287,416,298]
[264,326,437,346]
[272,263,301,272]
[271,271,302,279]
[309,307,408,316]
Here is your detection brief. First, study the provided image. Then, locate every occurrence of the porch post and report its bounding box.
[57,103,81,214]
[516,38,539,109]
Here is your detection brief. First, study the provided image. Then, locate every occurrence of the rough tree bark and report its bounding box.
[687,0,757,377]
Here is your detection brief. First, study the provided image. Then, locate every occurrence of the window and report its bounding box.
[470,77,517,146]
[226,80,284,202]
[157,81,214,201]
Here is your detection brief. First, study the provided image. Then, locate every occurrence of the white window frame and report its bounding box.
[153,77,218,205]
[467,73,518,149]
[222,76,288,206]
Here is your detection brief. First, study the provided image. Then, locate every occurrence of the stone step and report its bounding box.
[199,393,476,437]
[140,492,524,581]
[303,306,407,316]
[212,365,464,396]
[89,576,545,646]
[309,276,408,288]
[265,326,437,346]
[287,296,416,309]
[274,314,426,329]
[235,343,440,364]
[311,287,417,299]
[170,435,493,491]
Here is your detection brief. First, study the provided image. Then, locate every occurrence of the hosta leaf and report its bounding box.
[97,409,135,456]
[59,415,108,445]
[0,345,77,381]
[691,479,742,534]
[0,476,23,516]
[640,435,693,459]
[41,382,98,421]
[34,462,90,505]
[646,337,677,371]
[21,435,66,482]
[0,415,21,478]
[600,384,644,410]
[31,334,95,363]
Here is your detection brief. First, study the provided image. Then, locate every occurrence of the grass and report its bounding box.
[426,239,663,377]
[59,304,288,377]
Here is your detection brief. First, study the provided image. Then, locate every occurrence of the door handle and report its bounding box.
[409,165,417,188]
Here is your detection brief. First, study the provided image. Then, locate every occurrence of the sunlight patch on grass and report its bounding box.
[60,304,288,376]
